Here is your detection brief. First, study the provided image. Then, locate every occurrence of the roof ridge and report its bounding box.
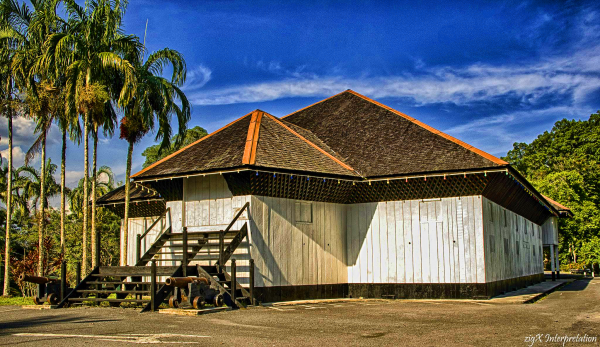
[281,89,352,119]
[264,113,358,173]
[242,110,264,165]
[131,112,255,178]
[279,118,349,164]
[345,90,508,166]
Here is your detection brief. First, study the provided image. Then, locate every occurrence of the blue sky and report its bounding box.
[2,0,600,198]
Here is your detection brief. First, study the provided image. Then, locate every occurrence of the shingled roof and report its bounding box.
[132,110,359,179]
[132,90,509,180]
[96,184,161,205]
[283,90,508,178]
[542,195,574,218]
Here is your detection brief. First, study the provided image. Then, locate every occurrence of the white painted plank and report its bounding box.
[404,201,414,283]
[359,204,369,283]
[387,202,397,283]
[371,203,381,283]
[366,203,374,283]
[378,202,389,283]
[395,201,405,284]
[419,202,430,283]
[412,201,422,283]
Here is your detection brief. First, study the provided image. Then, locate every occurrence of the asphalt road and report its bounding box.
[0,278,599,346]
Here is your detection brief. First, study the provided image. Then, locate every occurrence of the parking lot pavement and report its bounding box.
[1,278,599,346]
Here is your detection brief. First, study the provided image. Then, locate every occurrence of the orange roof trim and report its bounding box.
[265,113,357,172]
[242,110,264,165]
[542,195,571,211]
[131,112,254,178]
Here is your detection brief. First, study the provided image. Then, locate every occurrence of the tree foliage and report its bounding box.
[503,112,600,266]
[141,126,207,168]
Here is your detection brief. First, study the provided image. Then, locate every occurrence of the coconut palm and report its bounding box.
[119,47,190,266]
[90,106,116,267]
[69,166,116,218]
[0,0,33,291]
[14,160,60,214]
[41,0,141,273]
[6,0,65,276]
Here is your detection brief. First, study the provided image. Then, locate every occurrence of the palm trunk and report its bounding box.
[91,125,98,268]
[60,126,66,257]
[121,141,133,266]
[37,133,46,276]
[3,97,12,296]
[82,112,89,274]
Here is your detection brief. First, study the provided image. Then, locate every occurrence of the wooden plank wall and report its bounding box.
[346,196,486,284]
[181,175,251,284]
[125,216,164,266]
[249,196,347,287]
[482,197,544,282]
[541,216,558,246]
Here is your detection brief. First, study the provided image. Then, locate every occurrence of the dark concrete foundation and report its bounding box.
[253,273,544,303]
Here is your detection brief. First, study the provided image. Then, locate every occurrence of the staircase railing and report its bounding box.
[136,207,171,264]
[217,202,250,267]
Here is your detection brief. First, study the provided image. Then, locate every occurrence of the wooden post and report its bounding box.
[136,234,141,264]
[231,259,236,307]
[550,244,556,281]
[60,260,66,301]
[219,231,224,269]
[95,229,100,267]
[555,246,560,279]
[151,259,157,312]
[75,262,81,286]
[249,258,255,306]
[182,227,188,277]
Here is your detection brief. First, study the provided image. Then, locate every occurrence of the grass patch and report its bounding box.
[0,296,35,306]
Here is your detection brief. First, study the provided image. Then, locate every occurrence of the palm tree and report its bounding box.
[90,106,116,267]
[56,94,79,257]
[14,160,60,213]
[69,166,116,218]
[0,0,31,292]
[7,0,64,276]
[42,0,140,273]
[119,47,190,266]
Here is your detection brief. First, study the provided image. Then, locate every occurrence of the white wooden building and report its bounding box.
[99,90,572,301]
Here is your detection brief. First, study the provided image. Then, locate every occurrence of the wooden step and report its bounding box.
[166,231,240,238]
[68,297,149,303]
[86,281,165,285]
[98,266,179,276]
[77,289,150,294]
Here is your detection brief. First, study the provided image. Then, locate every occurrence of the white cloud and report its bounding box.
[182,65,212,92]
[1,146,27,167]
[443,106,589,156]
[186,46,600,107]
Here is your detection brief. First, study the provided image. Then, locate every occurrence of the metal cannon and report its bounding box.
[19,273,66,305]
[19,274,59,284]
[165,276,223,309]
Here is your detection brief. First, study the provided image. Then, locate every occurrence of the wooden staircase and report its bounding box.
[57,203,255,312]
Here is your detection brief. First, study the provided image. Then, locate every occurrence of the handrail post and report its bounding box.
[231,259,236,307]
[219,231,224,269]
[182,226,188,277]
[249,258,255,306]
[60,260,67,301]
[75,262,81,286]
[136,234,141,264]
[95,230,100,267]
[151,259,157,312]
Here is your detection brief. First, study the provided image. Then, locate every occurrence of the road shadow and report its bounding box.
[0,314,120,332]
[558,278,593,292]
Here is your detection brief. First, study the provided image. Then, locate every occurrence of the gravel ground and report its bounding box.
[0,278,598,346]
